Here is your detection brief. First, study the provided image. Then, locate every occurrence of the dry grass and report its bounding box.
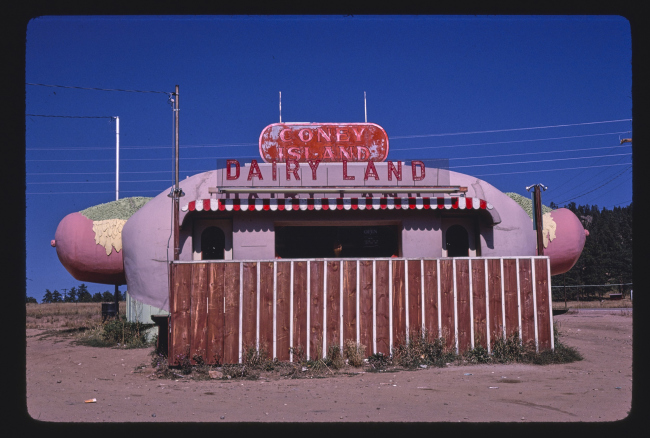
[26,302,126,330]
[552,298,632,310]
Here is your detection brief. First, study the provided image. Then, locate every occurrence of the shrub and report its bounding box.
[393,329,454,369]
[343,340,366,367]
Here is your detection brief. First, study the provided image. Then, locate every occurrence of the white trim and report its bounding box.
[389,260,393,353]
[373,260,377,354]
[485,258,490,353]
[453,259,459,355]
[340,260,344,349]
[307,260,311,359]
[405,260,409,343]
[531,257,539,353]
[547,258,554,351]
[356,260,360,345]
[256,262,260,351]
[437,259,442,339]
[239,263,243,363]
[273,261,277,359]
[500,258,506,339]
[421,259,425,335]
[323,261,328,359]
[516,258,522,344]
[469,258,475,350]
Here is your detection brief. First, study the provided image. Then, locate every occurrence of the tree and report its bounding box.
[65,287,78,303]
[42,289,53,304]
[26,296,37,304]
[102,291,114,302]
[51,290,62,303]
[78,290,92,303]
[92,292,103,303]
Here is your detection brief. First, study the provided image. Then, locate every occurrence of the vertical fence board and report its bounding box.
[223,262,240,364]
[391,259,406,347]
[258,262,274,358]
[343,260,358,345]
[374,260,390,355]
[190,263,208,364]
[455,259,471,353]
[518,259,535,347]
[309,261,324,360]
[503,259,519,339]
[325,261,341,352]
[439,259,455,349]
[487,259,503,347]
[471,260,487,349]
[206,263,225,365]
[169,263,192,365]
[275,262,291,361]
[423,260,439,338]
[407,260,422,337]
[292,261,308,358]
[534,259,552,351]
[359,260,374,353]
[241,262,257,354]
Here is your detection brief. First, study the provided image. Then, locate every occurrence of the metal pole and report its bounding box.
[364,91,367,123]
[279,91,282,123]
[173,85,181,261]
[534,185,544,256]
[115,116,120,201]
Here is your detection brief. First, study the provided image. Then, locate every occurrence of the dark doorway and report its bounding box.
[275,225,399,258]
[446,225,469,257]
[201,226,226,260]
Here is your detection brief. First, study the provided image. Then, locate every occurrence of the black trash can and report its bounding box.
[101,302,118,321]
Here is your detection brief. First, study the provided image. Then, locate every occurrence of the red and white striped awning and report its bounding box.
[182,197,493,212]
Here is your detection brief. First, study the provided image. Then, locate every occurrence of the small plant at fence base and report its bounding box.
[74,315,154,348]
[343,340,366,367]
[393,329,455,369]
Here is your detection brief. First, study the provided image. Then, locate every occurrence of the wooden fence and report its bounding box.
[168,257,553,365]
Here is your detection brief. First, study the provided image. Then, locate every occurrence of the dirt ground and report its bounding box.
[24,310,633,424]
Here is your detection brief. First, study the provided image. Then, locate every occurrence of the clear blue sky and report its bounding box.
[24,15,633,302]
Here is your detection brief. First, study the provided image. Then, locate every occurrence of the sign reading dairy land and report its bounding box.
[259,123,389,163]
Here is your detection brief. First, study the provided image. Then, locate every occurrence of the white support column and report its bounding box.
[273,261,277,359]
[290,261,294,362]
[307,260,311,360]
[373,260,377,354]
[421,259,425,336]
[500,258,506,339]
[531,257,539,353]
[547,258,554,351]
[389,260,393,353]
[516,258,522,344]
[437,259,442,338]
[239,263,243,363]
[356,260,360,345]
[453,259,459,355]
[340,261,344,348]
[256,262,260,351]
[469,258,475,350]
[405,260,409,343]
[323,261,328,359]
[485,258,490,353]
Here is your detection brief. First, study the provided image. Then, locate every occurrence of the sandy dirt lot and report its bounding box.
[24,310,633,423]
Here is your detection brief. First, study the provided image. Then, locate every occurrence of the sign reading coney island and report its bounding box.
[259,123,389,163]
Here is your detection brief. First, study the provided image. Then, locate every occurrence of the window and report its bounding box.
[201,226,226,260]
[275,225,399,258]
[445,224,469,257]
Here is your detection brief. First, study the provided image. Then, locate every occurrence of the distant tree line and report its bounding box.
[550,201,633,301]
[31,283,127,304]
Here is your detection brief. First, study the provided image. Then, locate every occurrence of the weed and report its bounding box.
[463,344,491,364]
[343,340,366,367]
[367,352,391,371]
[324,344,345,370]
[393,329,454,369]
[490,332,529,363]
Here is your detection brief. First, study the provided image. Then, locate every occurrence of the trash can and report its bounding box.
[101,302,118,321]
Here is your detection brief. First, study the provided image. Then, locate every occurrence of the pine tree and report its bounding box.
[42,289,53,304]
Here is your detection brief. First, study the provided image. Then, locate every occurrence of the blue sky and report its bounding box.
[24,15,633,302]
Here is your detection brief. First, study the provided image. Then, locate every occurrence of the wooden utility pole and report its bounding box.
[526,183,547,256]
[172,85,182,261]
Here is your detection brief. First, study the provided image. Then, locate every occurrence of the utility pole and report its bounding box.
[113,116,120,316]
[526,183,547,256]
[62,288,67,303]
[168,85,183,261]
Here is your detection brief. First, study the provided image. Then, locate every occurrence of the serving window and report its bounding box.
[274,225,399,259]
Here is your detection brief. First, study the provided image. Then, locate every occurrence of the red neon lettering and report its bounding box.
[298,128,313,142]
[411,160,425,181]
[279,129,292,142]
[388,161,402,181]
[247,159,263,181]
[272,160,277,181]
[277,148,285,162]
[364,161,379,181]
[287,147,302,160]
[339,146,352,161]
[342,160,355,180]
[286,160,300,180]
[351,127,366,142]
[226,159,240,180]
[336,128,349,142]
[323,147,335,160]
[357,146,370,161]
[307,160,321,180]
[317,127,331,142]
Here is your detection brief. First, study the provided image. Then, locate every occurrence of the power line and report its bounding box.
[26,82,172,95]
[26,114,114,119]
[449,144,630,162]
[555,166,632,204]
[390,131,631,151]
[390,119,632,139]
[450,152,631,170]
[26,142,258,151]
[472,162,631,177]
